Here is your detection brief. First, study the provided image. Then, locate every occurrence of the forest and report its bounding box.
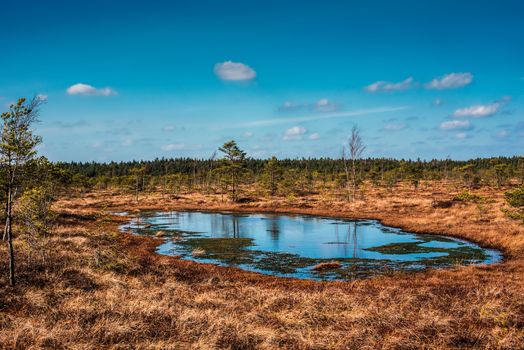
[61,155,524,196]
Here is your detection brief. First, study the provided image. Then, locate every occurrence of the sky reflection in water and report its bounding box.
[120,211,501,280]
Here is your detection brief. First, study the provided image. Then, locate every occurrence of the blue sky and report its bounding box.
[1,0,522,161]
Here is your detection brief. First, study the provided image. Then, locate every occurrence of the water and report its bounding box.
[119,211,502,280]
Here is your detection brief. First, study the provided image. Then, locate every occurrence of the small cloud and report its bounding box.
[243,131,253,138]
[433,98,443,106]
[67,83,117,96]
[455,132,470,139]
[122,138,134,147]
[383,123,406,131]
[440,120,471,130]
[453,103,499,118]
[214,61,256,81]
[425,72,473,90]
[496,129,509,138]
[278,101,301,112]
[37,94,48,101]
[309,133,319,140]
[162,124,177,132]
[283,126,306,140]
[364,77,414,93]
[452,97,510,118]
[52,120,89,129]
[314,98,339,112]
[91,141,103,149]
[161,143,185,151]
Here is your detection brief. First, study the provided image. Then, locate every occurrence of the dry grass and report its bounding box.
[311,261,342,271]
[0,181,523,349]
[192,248,206,257]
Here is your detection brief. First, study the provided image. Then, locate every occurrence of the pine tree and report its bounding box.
[217,140,247,202]
[0,97,42,286]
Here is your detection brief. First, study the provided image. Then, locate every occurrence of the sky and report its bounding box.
[0,0,523,162]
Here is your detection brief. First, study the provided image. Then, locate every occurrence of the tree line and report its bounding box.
[60,151,524,198]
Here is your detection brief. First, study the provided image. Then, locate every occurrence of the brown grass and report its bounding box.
[1,181,524,349]
[311,261,342,271]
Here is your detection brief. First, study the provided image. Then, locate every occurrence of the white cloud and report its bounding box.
[122,138,133,147]
[37,94,48,101]
[278,100,304,112]
[238,106,412,128]
[214,61,256,81]
[425,72,473,90]
[309,133,319,140]
[243,131,253,138]
[315,98,339,112]
[453,96,511,118]
[455,132,469,139]
[496,129,509,138]
[453,103,500,118]
[67,83,117,96]
[282,101,294,108]
[161,143,185,151]
[283,126,306,140]
[439,120,471,130]
[383,123,406,131]
[91,141,103,148]
[162,124,176,132]
[364,77,414,93]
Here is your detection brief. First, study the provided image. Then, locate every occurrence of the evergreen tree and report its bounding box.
[217,140,247,202]
[262,156,282,196]
[0,97,42,286]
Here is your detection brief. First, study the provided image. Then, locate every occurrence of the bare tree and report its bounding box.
[342,146,351,201]
[206,151,217,194]
[130,166,145,203]
[342,126,365,202]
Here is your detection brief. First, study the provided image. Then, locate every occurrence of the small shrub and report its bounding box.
[454,191,485,203]
[501,208,524,222]
[432,200,454,208]
[505,185,524,208]
[503,186,524,223]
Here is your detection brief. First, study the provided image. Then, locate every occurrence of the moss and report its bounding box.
[365,239,488,266]
[365,241,438,254]
[178,238,256,265]
[253,252,317,274]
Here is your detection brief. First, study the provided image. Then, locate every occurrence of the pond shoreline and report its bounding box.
[112,203,507,262]
[118,209,503,281]
[90,185,522,288]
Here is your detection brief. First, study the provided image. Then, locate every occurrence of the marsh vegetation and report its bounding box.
[0,98,523,348]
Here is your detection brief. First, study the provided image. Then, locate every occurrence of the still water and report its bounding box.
[119,211,501,280]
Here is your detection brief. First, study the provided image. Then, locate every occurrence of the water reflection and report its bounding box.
[120,211,502,281]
